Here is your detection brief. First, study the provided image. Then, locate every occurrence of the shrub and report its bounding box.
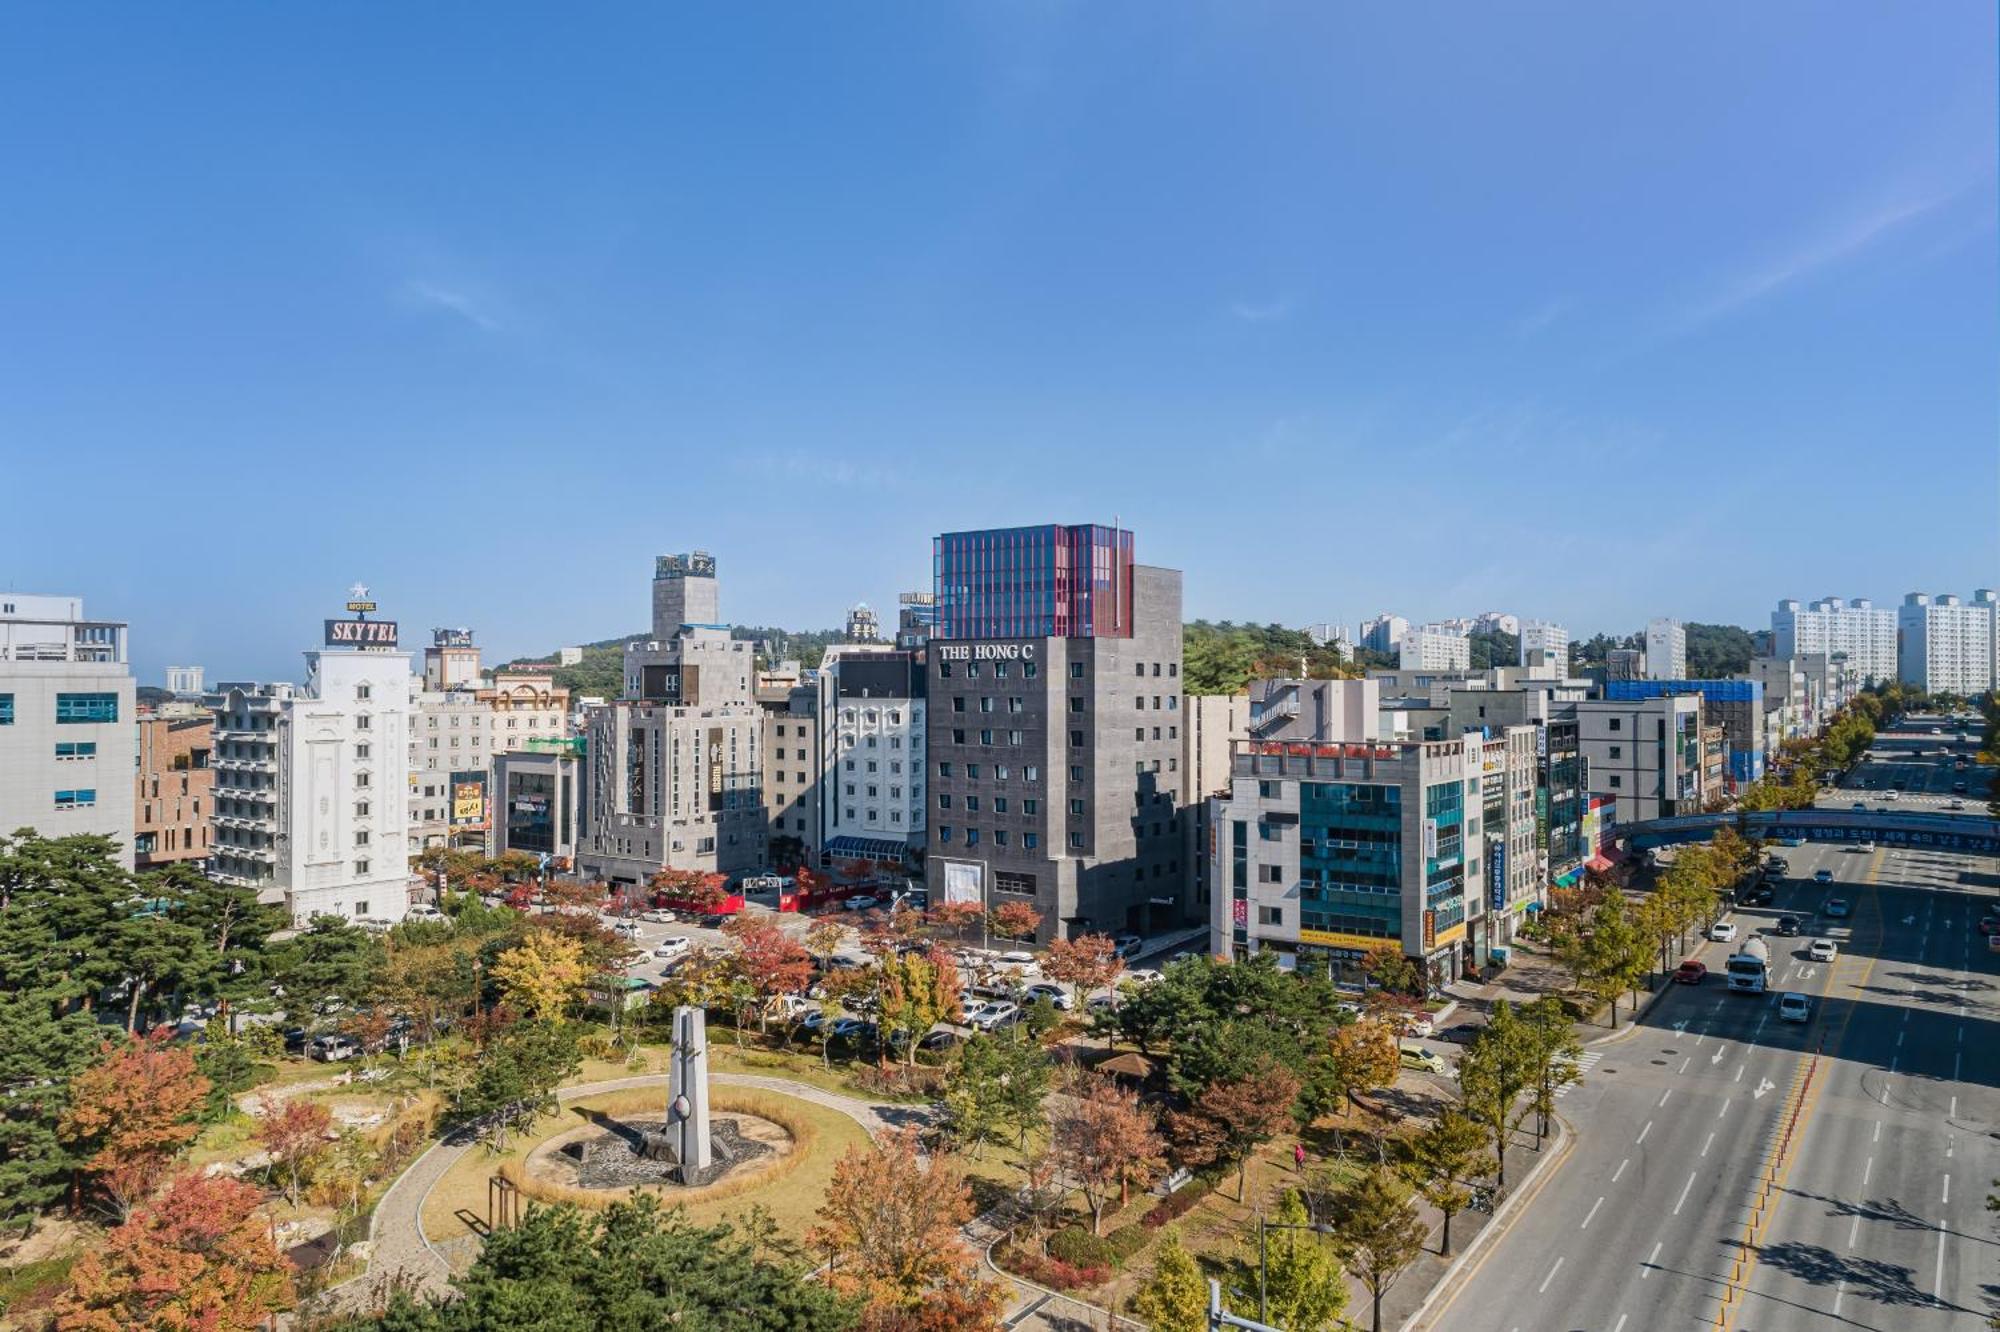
[1002,1246,1110,1292]
[1047,1227,1114,1267]
[1143,1177,1214,1228]
[1105,1223,1150,1264]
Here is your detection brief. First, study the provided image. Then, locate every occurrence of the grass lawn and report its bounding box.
[419,1086,871,1250]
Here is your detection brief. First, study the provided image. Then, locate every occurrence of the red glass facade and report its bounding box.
[932,523,1135,640]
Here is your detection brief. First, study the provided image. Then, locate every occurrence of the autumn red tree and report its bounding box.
[252,1099,332,1208]
[988,901,1042,942]
[860,1284,1006,1332]
[924,900,984,941]
[1049,1073,1164,1234]
[809,1129,988,1314]
[1170,1062,1301,1201]
[59,1031,211,1216]
[1040,933,1123,997]
[51,1170,294,1332]
[722,914,815,1030]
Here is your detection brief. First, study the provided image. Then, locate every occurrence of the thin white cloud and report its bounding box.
[401,280,503,332]
[1679,186,1968,331]
[1229,295,1297,323]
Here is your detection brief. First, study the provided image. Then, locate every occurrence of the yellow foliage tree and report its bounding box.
[491,930,589,1021]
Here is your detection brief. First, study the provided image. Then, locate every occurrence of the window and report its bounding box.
[1609,745,1622,759]
[1069,730,1084,748]
[967,764,981,778]
[966,828,981,847]
[355,772,371,788]
[1609,718,1622,732]
[1258,905,1283,926]
[1135,726,1148,742]
[938,794,953,810]
[995,765,1009,780]
[939,662,953,678]
[1024,661,1038,678]
[355,830,371,846]
[355,743,372,760]
[356,683,372,700]
[866,785,878,798]
[1009,697,1024,713]
[1024,833,1040,849]
[980,729,994,745]
[1069,696,1085,713]
[1025,765,1039,782]
[355,801,370,817]
[980,696,994,713]
[953,729,966,745]
[354,714,371,731]
[1069,832,1085,849]
[953,696,966,713]
[1069,765,1083,782]
[993,797,1008,813]
[965,795,980,812]
[1135,695,1145,710]
[53,789,97,809]
[994,829,1009,847]
[938,826,954,843]
[1023,798,1039,815]
[354,860,371,876]
[55,693,118,724]
[1070,663,1084,679]
[1609,775,1622,788]
[0,695,12,725]
[1261,864,1284,883]
[354,900,369,916]
[938,761,954,778]
[54,741,96,759]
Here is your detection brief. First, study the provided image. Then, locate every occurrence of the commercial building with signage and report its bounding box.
[1208,735,1486,991]
[1576,693,1703,825]
[817,644,926,868]
[0,595,137,865]
[579,552,767,885]
[1600,678,1767,787]
[408,634,571,857]
[924,523,1185,943]
[493,747,583,867]
[206,595,416,925]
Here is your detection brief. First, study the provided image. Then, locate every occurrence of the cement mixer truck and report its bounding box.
[1725,935,1771,994]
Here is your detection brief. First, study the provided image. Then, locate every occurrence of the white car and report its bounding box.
[1018,982,1073,1011]
[1856,841,1877,852]
[653,937,693,960]
[1777,992,1812,1023]
[1709,921,1739,943]
[841,895,881,912]
[1400,1013,1435,1039]
[640,909,676,924]
[1808,939,1837,962]
[404,903,445,922]
[967,1001,1021,1032]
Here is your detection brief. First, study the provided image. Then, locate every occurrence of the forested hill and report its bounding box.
[502,626,846,698]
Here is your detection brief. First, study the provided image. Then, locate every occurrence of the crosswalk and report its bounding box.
[1554,1049,1604,1098]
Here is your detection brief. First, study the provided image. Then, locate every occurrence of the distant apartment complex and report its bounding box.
[1771,597,1896,688]
[1898,591,1997,696]
[1644,617,1686,680]
[1518,619,1568,669]
[0,595,137,865]
[1397,624,1471,671]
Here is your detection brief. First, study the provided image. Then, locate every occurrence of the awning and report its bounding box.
[1585,854,1616,873]
[823,835,911,862]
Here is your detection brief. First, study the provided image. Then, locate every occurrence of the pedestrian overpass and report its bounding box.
[1617,808,2000,856]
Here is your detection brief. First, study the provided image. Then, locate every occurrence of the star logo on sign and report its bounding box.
[348,582,370,601]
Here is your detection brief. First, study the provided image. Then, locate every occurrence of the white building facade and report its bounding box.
[1398,625,1472,672]
[1644,618,1687,680]
[1771,597,1896,688]
[0,595,136,865]
[1898,592,1996,695]
[818,644,927,865]
[208,616,416,925]
[1518,619,1568,670]
[1359,613,1409,655]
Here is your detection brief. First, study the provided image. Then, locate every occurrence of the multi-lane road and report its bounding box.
[1427,829,1999,1329]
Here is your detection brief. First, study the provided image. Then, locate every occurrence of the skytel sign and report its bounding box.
[937,642,1036,662]
[325,619,399,647]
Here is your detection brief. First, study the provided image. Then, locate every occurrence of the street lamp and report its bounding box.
[1256,1213,1338,1323]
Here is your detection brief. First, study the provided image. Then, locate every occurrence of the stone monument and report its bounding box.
[641,1005,718,1182]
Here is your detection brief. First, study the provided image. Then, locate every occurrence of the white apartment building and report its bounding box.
[1898,592,1995,695]
[1474,611,1520,636]
[1359,613,1409,655]
[1644,618,1687,680]
[1518,619,1568,670]
[208,622,416,925]
[0,595,136,865]
[1771,597,1896,688]
[818,644,926,865]
[1398,625,1472,672]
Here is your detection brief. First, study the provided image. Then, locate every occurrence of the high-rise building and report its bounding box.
[756,671,822,869]
[1601,679,1766,788]
[206,591,416,924]
[1358,613,1409,656]
[1474,611,1521,636]
[1644,618,1686,680]
[0,595,136,864]
[1398,625,1471,671]
[1518,619,1568,670]
[1978,589,2000,689]
[579,552,766,886]
[1898,592,1995,695]
[134,713,213,870]
[1771,598,1896,688]
[423,628,482,692]
[1180,692,1248,919]
[1606,647,1647,681]
[1576,693,1703,823]
[924,522,1183,942]
[818,645,926,869]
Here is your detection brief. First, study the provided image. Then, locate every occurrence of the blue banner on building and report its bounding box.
[1489,838,1506,912]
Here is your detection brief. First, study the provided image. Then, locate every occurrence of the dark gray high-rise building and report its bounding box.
[923,524,1184,942]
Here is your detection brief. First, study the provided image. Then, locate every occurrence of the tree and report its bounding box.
[60,1032,211,1216]
[943,1034,1051,1156]
[923,900,985,945]
[803,916,848,968]
[50,1170,294,1332]
[1131,1229,1207,1332]
[722,915,814,1032]
[809,1129,988,1315]
[877,948,960,1065]
[1260,1187,1349,1332]
[314,1193,860,1331]
[1040,933,1122,1000]
[1362,944,1421,997]
[1048,1073,1164,1234]
[1456,1001,1534,1188]
[0,992,102,1229]
[1519,996,1582,1145]
[1402,1111,1494,1255]
[253,1098,332,1208]
[1305,1020,1400,1122]
[490,931,590,1021]
[1329,1166,1429,1332]
[988,901,1042,942]
[448,1019,580,1151]
[1582,894,1648,1026]
[1175,1062,1300,1202]
[266,915,382,1014]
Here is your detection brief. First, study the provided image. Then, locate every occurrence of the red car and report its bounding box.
[1674,959,1708,985]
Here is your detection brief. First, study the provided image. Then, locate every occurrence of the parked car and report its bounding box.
[1776,916,1801,937]
[917,1028,963,1052]
[1112,932,1144,959]
[1745,885,1775,906]
[841,895,881,912]
[1777,992,1812,1023]
[1808,939,1837,962]
[1436,1023,1482,1045]
[1399,1013,1435,1038]
[1398,1043,1448,1074]
[405,903,446,922]
[653,937,693,960]
[1018,982,1073,1010]
[830,1017,877,1043]
[1673,959,1707,985]
[1709,921,1739,943]
[967,1001,1021,1032]
[1855,841,1877,853]
[640,909,676,923]
[611,920,642,938]
[308,1034,359,1062]
[1824,898,1850,918]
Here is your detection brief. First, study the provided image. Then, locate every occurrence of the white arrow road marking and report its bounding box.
[1711,1047,1725,1065]
[1754,1078,1777,1099]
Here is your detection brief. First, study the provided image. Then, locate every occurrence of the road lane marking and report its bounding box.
[1678,1057,1690,1074]
[1636,1121,1652,1145]
[1658,1088,1673,1108]
[1701,1131,1715,1157]
[1538,1256,1564,1293]
[1873,1120,1882,1143]
[1863,1158,1873,1187]
[1581,1197,1603,1229]
[1942,1174,1949,1204]
[1954,1052,1961,1079]
[1717,1099,1730,1119]
[1734,1064,1744,1082]
[1613,1157,1629,1183]
[1833,1279,1846,1316]
[1672,1170,1698,1215]
[1934,1222,1946,1299]
[1848,1213,1860,1246]
[1641,1240,1662,1278]
[1612,1315,1627,1332]
[1950,1095,1957,1118]
[1710,1046,1724,1065]
[1896,1030,1904,1047]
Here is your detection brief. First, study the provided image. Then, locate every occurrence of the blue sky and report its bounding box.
[2,4,1992,683]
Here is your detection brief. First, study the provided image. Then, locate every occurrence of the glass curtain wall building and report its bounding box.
[933,524,1135,640]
